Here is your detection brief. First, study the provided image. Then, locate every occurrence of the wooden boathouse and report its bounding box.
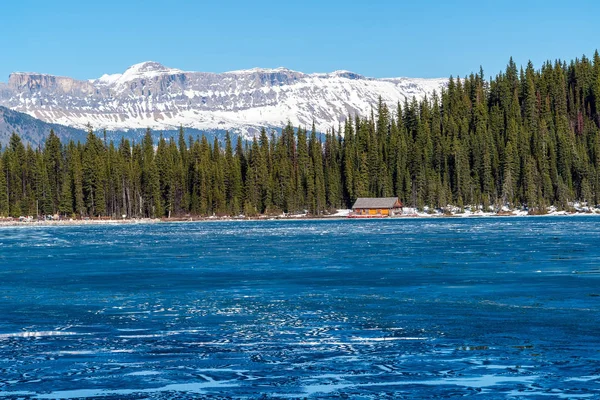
[349,197,403,218]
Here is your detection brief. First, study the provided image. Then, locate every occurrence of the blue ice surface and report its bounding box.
[0,217,599,398]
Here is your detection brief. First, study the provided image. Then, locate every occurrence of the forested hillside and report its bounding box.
[0,106,87,146]
[1,54,600,218]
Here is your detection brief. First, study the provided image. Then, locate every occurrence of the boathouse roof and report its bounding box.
[351,197,402,209]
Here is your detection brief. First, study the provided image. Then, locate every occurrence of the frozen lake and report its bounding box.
[0,217,599,398]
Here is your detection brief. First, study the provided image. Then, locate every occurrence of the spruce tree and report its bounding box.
[0,156,8,216]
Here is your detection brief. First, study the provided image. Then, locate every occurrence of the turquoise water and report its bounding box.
[0,217,599,398]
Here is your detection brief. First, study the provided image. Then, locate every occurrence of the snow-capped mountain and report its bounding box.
[0,62,446,137]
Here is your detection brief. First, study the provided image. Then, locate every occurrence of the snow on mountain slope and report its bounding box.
[0,62,447,137]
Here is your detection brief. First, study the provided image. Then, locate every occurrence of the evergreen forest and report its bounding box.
[2,54,600,218]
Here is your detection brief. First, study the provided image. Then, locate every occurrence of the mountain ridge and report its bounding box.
[0,62,447,139]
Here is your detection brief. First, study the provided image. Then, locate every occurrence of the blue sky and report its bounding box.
[0,0,598,81]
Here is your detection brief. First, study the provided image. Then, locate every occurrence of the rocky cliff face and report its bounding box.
[7,73,95,94]
[0,62,447,137]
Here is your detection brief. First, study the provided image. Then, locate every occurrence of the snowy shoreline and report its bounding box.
[1,208,599,227]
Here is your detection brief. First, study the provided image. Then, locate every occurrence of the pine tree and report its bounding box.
[7,133,26,217]
[58,170,73,216]
[44,130,63,213]
[35,152,53,216]
[309,126,326,215]
[0,155,8,216]
[70,143,85,216]
[141,129,162,217]
[82,129,107,216]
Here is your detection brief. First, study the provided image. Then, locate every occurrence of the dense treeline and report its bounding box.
[2,53,600,218]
